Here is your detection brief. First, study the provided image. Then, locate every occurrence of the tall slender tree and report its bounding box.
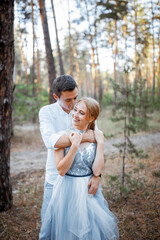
[37,48,41,91]
[97,0,128,105]
[151,0,156,105]
[18,30,29,86]
[31,0,36,96]
[51,0,64,75]
[38,0,56,103]
[67,0,74,76]
[0,0,14,211]
[158,21,160,105]
[84,0,97,99]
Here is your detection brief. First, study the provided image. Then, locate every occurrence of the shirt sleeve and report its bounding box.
[39,106,64,149]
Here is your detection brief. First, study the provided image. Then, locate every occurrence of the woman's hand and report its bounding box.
[69,132,82,147]
[94,130,104,144]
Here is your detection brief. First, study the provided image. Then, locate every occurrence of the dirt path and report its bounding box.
[104,131,160,156]
[10,123,160,175]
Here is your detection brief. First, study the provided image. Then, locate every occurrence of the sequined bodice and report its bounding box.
[65,143,96,176]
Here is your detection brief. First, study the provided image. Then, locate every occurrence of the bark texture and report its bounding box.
[38,0,56,103]
[0,0,14,211]
[51,0,64,75]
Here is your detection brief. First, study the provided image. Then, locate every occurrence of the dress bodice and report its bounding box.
[65,142,96,176]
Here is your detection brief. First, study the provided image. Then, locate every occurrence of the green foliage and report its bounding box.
[108,174,119,184]
[152,170,160,178]
[106,173,145,199]
[13,84,49,123]
[138,162,145,170]
[110,77,152,133]
[102,93,113,106]
[104,133,115,139]
[97,0,128,21]
[108,77,152,186]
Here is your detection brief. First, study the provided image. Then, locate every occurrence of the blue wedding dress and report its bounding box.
[39,137,119,240]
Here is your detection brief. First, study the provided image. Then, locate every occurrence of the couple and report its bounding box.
[39,75,119,239]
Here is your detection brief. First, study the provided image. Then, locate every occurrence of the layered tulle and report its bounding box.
[39,175,119,240]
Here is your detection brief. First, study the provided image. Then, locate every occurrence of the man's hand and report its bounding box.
[88,175,100,195]
[94,130,104,144]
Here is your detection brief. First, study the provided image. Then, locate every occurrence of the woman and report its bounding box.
[39,97,119,240]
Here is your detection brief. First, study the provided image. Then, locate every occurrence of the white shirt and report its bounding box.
[39,101,72,185]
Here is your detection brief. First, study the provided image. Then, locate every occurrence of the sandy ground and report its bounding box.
[10,123,160,175]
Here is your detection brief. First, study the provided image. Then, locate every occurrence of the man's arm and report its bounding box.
[39,106,65,149]
[81,130,96,143]
[54,135,71,148]
[82,121,98,143]
[55,129,96,149]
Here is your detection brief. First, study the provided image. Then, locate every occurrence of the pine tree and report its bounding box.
[0,0,14,211]
[51,0,64,75]
[97,0,128,106]
[38,0,56,103]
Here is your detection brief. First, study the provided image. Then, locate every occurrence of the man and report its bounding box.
[39,75,101,223]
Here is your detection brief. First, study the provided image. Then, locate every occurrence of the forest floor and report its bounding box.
[0,123,160,240]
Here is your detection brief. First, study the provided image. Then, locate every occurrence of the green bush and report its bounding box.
[102,93,113,107]
[13,83,49,123]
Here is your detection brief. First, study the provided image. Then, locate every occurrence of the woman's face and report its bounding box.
[72,101,93,131]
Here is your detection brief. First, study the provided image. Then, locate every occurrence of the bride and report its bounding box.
[39,97,119,240]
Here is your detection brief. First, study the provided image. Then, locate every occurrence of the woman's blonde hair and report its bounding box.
[77,97,100,130]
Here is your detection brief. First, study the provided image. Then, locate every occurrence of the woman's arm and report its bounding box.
[92,130,104,176]
[54,132,82,176]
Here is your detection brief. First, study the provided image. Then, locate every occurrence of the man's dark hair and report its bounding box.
[52,75,78,97]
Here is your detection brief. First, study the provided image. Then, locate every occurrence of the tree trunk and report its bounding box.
[38,0,56,103]
[91,47,97,99]
[19,31,29,86]
[113,20,118,106]
[31,0,36,96]
[123,15,129,87]
[0,0,14,211]
[157,22,160,106]
[82,52,89,97]
[133,0,138,118]
[95,31,103,108]
[37,48,41,91]
[73,45,80,84]
[31,0,36,123]
[108,20,116,102]
[51,0,64,75]
[67,0,73,76]
[134,0,138,82]
[84,0,97,99]
[151,0,156,105]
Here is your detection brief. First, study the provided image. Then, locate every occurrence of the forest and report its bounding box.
[0,0,160,239]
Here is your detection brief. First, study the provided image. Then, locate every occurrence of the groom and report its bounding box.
[39,75,101,222]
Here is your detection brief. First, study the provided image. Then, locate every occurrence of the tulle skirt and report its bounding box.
[39,175,119,240]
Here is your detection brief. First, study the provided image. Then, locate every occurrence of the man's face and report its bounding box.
[55,88,78,113]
